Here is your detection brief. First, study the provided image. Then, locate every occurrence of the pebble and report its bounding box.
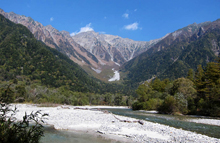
[9,104,220,143]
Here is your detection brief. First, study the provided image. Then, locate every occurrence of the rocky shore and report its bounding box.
[11,104,220,143]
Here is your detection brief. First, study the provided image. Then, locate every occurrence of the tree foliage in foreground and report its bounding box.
[0,85,48,143]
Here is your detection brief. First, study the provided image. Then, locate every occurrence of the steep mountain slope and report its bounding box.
[72,31,167,65]
[121,20,219,87]
[0,14,128,94]
[0,9,105,77]
[0,8,166,82]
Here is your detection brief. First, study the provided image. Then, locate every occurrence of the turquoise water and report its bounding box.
[40,108,220,142]
[101,108,220,139]
[40,126,121,143]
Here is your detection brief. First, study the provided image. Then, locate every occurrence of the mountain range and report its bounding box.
[0,13,132,95]
[0,8,219,89]
[0,8,167,81]
[121,19,220,87]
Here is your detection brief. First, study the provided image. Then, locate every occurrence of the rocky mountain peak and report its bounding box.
[197,27,205,37]
[72,30,164,62]
[45,25,58,33]
[60,30,70,37]
[0,8,171,81]
[0,8,4,13]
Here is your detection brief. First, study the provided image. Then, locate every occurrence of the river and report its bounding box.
[40,126,115,143]
[40,108,220,143]
[101,108,220,138]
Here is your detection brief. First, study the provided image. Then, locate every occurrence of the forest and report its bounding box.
[0,13,133,107]
[0,13,219,117]
[132,58,220,117]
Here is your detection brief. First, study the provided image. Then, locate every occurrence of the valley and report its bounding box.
[0,3,220,143]
[0,8,167,82]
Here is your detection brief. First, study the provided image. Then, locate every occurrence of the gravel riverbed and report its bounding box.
[10,104,220,143]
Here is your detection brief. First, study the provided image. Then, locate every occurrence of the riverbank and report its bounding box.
[10,104,220,142]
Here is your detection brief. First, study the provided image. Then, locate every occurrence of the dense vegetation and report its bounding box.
[121,20,219,89]
[0,14,134,106]
[0,84,48,143]
[132,58,220,116]
[0,13,219,118]
[0,80,133,106]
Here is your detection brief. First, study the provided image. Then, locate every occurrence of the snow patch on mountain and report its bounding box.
[108,68,120,81]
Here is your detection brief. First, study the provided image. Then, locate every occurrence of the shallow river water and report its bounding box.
[40,108,220,143]
[101,108,220,139]
[40,126,120,143]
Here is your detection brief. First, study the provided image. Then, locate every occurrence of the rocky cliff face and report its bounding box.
[121,20,220,87]
[0,8,101,69]
[72,31,167,65]
[0,8,166,81]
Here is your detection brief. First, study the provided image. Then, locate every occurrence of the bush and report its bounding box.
[146,98,163,110]
[159,95,177,114]
[0,84,48,143]
[174,92,188,114]
[132,101,144,110]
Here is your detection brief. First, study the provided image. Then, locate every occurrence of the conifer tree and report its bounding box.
[194,65,205,98]
[187,69,194,82]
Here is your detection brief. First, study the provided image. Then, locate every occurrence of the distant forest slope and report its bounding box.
[0,14,129,94]
[121,20,220,88]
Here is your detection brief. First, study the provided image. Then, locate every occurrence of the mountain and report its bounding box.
[72,31,167,64]
[121,20,220,87]
[0,8,166,82]
[0,13,130,94]
[0,9,100,68]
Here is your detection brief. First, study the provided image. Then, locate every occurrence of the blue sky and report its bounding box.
[0,0,220,41]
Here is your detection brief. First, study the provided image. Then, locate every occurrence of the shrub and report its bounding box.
[0,84,48,143]
[159,95,177,114]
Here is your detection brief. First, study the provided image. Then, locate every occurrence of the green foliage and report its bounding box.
[174,92,188,114]
[171,78,197,99]
[121,20,219,89]
[0,84,14,103]
[158,95,177,114]
[0,14,131,96]
[136,83,154,102]
[132,102,145,110]
[133,78,171,111]
[187,69,194,82]
[0,85,48,143]
[132,57,220,117]
[195,59,220,116]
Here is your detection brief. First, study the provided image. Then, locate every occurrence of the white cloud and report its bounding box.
[70,32,78,36]
[122,13,129,19]
[124,22,139,30]
[70,23,94,36]
[50,17,54,22]
[134,9,137,12]
[79,23,93,33]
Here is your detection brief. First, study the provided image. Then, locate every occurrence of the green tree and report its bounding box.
[159,95,177,114]
[15,85,26,102]
[187,69,194,82]
[114,94,123,106]
[194,65,205,97]
[136,82,154,102]
[174,92,188,114]
[104,93,113,105]
[171,78,197,99]
[0,84,48,143]
[203,60,220,116]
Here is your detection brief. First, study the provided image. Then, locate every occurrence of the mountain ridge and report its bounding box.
[0,8,166,82]
[121,19,219,88]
